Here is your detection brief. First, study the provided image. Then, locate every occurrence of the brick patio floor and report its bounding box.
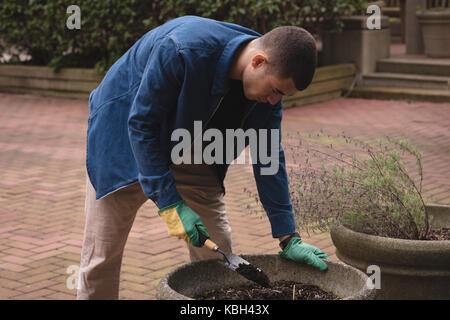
[0,93,448,299]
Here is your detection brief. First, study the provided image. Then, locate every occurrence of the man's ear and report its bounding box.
[251,53,267,69]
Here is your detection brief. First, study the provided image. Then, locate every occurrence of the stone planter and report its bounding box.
[156,254,376,300]
[417,9,450,58]
[330,204,450,300]
[321,15,390,75]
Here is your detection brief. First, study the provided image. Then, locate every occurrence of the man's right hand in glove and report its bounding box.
[158,200,209,247]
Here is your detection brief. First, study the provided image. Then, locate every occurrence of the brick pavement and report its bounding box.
[0,93,448,299]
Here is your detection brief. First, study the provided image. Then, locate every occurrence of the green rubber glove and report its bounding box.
[158,200,209,247]
[279,237,329,271]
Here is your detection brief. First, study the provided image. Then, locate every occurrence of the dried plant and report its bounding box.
[245,131,431,240]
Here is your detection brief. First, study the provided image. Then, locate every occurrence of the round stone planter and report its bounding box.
[417,9,450,58]
[156,254,375,300]
[330,204,450,300]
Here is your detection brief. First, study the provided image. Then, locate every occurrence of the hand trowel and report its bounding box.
[197,226,270,288]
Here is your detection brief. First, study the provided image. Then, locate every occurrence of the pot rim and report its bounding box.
[330,223,450,270]
[156,255,376,300]
[331,223,450,245]
[332,203,449,247]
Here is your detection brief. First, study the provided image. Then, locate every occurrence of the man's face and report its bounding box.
[242,54,297,105]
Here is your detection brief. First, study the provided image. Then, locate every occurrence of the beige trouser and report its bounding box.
[76,164,232,300]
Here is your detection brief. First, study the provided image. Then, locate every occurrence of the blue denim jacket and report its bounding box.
[86,16,295,237]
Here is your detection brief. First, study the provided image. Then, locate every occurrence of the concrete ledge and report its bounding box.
[0,65,103,99]
[361,72,450,90]
[0,86,90,100]
[0,63,356,106]
[0,65,103,81]
[283,63,356,108]
[347,86,450,102]
[377,58,450,76]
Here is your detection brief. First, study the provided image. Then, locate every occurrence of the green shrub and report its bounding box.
[284,132,430,240]
[244,131,431,240]
[0,0,367,73]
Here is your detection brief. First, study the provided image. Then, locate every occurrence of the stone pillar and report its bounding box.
[322,16,390,75]
[405,0,427,54]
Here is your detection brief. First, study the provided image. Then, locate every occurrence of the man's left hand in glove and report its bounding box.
[278,233,329,271]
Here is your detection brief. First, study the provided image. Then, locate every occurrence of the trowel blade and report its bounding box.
[222,253,270,288]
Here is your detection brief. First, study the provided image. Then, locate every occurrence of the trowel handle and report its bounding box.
[195,224,219,251]
[204,239,219,252]
[204,238,231,265]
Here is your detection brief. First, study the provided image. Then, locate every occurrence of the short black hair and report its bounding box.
[258,26,317,91]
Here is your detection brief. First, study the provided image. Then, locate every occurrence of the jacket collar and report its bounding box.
[211,34,260,96]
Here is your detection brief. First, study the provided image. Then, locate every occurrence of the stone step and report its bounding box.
[377,58,450,77]
[347,86,450,103]
[361,72,450,90]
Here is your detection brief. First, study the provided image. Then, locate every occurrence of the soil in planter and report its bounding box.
[194,281,340,300]
[426,227,450,241]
